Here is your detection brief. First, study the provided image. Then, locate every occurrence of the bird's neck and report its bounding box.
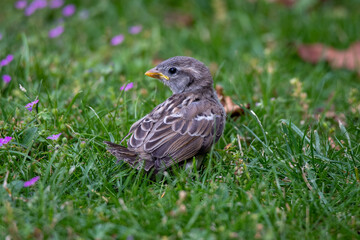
[177,86,213,94]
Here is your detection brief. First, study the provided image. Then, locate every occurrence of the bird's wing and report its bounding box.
[127,95,224,170]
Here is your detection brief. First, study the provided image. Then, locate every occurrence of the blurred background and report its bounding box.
[1,1,360,239]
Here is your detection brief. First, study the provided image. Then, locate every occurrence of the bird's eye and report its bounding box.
[168,67,177,74]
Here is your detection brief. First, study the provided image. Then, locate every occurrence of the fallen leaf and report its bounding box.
[216,85,250,118]
[298,42,360,74]
[298,44,327,64]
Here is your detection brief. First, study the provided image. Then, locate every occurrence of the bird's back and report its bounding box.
[123,90,225,171]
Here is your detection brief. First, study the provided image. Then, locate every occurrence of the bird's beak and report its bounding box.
[145,68,170,81]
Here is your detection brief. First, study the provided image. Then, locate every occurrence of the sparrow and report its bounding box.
[105,56,226,173]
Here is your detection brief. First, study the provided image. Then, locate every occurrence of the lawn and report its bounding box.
[1,0,360,239]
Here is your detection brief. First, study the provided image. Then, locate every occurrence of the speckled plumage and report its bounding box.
[105,56,226,172]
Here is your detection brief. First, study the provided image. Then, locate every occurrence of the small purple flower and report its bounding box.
[47,133,62,140]
[2,75,11,83]
[23,176,40,187]
[15,0,27,9]
[24,5,36,16]
[24,0,47,16]
[111,34,124,46]
[34,0,47,8]
[0,136,12,147]
[1,54,14,67]
[25,99,39,111]
[48,25,64,38]
[49,0,63,8]
[6,55,14,64]
[0,33,2,40]
[7,55,14,62]
[62,4,76,17]
[129,25,142,35]
[120,82,134,91]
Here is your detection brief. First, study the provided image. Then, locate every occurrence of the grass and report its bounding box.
[1,0,360,239]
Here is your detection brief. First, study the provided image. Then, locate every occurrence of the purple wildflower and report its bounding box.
[49,0,63,8]
[2,75,11,83]
[7,55,14,62]
[23,176,40,187]
[25,0,47,16]
[120,82,134,91]
[48,25,64,38]
[0,33,2,40]
[34,0,47,8]
[25,99,39,111]
[1,54,14,67]
[129,25,142,35]
[4,55,14,65]
[0,136,12,147]
[47,133,62,140]
[24,5,36,16]
[62,4,76,17]
[111,34,124,46]
[15,0,27,9]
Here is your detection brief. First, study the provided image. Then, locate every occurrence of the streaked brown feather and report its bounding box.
[140,120,153,131]
[158,137,203,169]
[105,56,226,172]
[172,119,185,132]
[127,93,224,167]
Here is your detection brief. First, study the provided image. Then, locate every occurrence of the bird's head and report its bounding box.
[145,56,213,94]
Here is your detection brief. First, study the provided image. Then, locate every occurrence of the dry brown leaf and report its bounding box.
[216,85,250,118]
[298,42,360,74]
[297,44,327,64]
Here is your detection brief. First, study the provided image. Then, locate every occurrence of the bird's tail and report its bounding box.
[104,141,139,166]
